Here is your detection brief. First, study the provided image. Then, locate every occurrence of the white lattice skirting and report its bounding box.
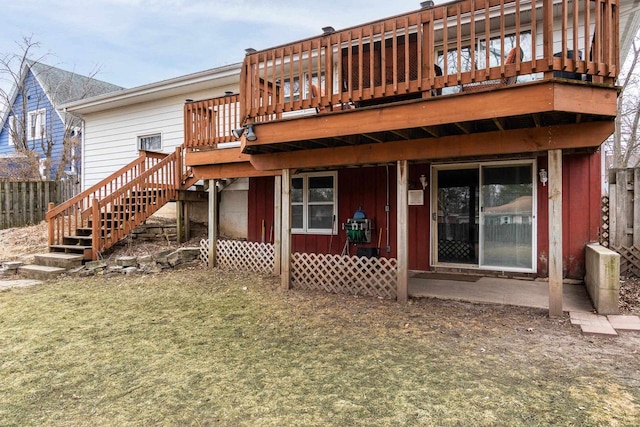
[199,239,275,274]
[291,252,398,299]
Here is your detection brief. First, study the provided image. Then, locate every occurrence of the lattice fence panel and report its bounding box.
[601,196,609,247]
[199,239,274,274]
[199,239,210,265]
[612,245,640,278]
[291,252,398,299]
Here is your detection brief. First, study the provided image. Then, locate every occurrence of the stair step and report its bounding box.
[63,235,92,245]
[34,253,84,269]
[50,244,93,260]
[76,228,92,236]
[18,265,66,280]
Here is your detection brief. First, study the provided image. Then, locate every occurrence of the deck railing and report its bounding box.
[184,94,241,149]
[238,0,618,124]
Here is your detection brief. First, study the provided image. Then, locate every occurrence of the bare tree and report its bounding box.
[0,36,48,179]
[606,32,640,169]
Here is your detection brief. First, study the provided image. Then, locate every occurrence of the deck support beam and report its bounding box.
[281,169,292,290]
[273,176,282,275]
[176,200,183,244]
[397,160,409,303]
[208,179,217,268]
[548,149,563,317]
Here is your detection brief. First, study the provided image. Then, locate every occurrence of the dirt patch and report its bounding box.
[0,221,49,264]
[2,220,640,314]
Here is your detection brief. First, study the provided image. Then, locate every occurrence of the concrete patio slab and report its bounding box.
[409,276,593,313]
[607,315,640,331]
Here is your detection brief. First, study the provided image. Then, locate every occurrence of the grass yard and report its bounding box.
[1,269,639,426]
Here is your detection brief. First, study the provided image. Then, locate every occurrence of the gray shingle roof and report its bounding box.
[26,60,124,106]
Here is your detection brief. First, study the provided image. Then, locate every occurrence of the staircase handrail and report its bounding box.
[91,149,179,257]
[46,151,161,220]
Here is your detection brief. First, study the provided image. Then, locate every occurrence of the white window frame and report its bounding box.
[291,171,338,235]
[138,133,162,151]
[38,157,47,179]
[28,109,46,141]
[8,115,17,146]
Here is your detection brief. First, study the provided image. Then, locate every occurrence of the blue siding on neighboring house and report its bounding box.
[0,70,70,179]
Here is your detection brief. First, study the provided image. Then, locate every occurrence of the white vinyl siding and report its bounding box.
[81,84,237,189]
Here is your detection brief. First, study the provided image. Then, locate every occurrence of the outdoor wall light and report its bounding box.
[539,168,548,186]
[419,174,428,190]
[231,127,245,139]
[245,124,257,141]
[232,124,257,142]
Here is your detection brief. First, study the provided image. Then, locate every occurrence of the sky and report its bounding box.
[0,0,443,103]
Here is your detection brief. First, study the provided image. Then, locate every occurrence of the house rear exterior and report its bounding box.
[55,0,639,315]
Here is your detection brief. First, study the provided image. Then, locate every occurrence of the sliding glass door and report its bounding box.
[433,161,536,272]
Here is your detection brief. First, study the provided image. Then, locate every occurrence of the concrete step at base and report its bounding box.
[18,265,66,280]
[34,253,84,269]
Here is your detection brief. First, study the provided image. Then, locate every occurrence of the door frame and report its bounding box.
[430,159,538,273]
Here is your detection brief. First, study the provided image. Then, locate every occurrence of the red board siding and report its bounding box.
[537,151,601,279]
[247,176,275,244]
[250,152,599,279]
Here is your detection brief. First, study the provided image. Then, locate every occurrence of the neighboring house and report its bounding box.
[49,0,640,316]
[0,60,123,179]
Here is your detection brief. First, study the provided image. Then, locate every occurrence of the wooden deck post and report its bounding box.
[184,201,190,241]
[548,149,563,317]
[176,200,183,244]
[273,175,282,275]
[208,179,217,268]
[281,169,291,290]
[397,160,409,303]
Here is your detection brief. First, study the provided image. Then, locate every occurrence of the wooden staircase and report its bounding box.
[46,146,197,261]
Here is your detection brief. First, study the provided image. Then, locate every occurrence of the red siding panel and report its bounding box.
[248,153,600,279]
[537,152,601,280]
[247,176,275,243]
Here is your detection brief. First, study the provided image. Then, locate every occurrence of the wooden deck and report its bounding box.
[183,0,619,167]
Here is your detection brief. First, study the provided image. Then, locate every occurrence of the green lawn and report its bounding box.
[0,270,638,426]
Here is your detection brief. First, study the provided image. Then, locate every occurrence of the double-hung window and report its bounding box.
[8,115,17,146]
[291,172,337,234]
[28,109,46,140]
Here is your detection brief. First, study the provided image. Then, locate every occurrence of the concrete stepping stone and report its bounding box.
[607,315,640,331]
[18,265,66,281]
[569,311,618,336]
[34,253,83,269]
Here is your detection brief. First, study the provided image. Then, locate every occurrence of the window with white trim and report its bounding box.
[38,157,47,179]
[291,172,337,234]
[138,133,162,151]
[28,109,46,140]
[8,115,17,146]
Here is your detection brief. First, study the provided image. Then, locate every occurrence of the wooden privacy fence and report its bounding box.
[608,168,640,277]
[0,180,80,230]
